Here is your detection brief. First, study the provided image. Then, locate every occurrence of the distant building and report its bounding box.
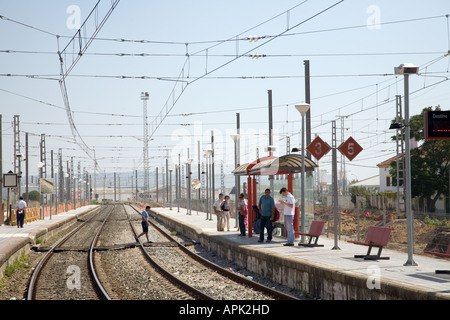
[348,175,380,192]
[377,154,404,193]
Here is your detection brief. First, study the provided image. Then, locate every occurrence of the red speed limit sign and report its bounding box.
[338,136,363,161]
[306,136,331,161]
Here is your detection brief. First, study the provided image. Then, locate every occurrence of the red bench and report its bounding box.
[424,242,450,274]
[297,220,326,247]
[348,226,392,260]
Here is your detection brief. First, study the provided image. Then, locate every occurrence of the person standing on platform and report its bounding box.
[237,193,248,236]
[137,205,152,243]
[258,189,275,243]
[214,193,224,231]
[221,195,231,232]
[279,187,295,246]
[15,196,27,228]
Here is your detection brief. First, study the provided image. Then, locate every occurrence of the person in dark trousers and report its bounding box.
[15,196,27,228]
[237,193,248,236]
[136,205,152,243]
[258,189,275,243]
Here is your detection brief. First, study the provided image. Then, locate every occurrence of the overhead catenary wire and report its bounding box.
[3,13,447,49]
[2,4,449,177]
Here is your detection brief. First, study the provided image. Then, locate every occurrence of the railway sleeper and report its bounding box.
[31,241,193,253]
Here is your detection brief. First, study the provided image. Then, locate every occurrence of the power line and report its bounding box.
[4,12,445,49]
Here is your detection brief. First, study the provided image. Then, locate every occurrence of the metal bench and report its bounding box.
[297,220,326,247]
[348,226,392,260]
[424,242,450,274]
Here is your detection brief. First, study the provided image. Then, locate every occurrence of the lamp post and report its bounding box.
[141,91,150,193]
[54,168,58,216]
[37,161,44,219]
[230,134,240,228]
[169,168,173,210]
[203,149,213,220]
[186,158,193,215]
[295,103,310,243]
[175,165,180,212]
[64,173,69,212]
[394,63,418,266]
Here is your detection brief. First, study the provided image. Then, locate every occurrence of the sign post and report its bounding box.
[338,136,363,162]
[306,136,331,161]
[307,133,363,250]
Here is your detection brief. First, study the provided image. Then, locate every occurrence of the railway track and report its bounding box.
[25,203,300,300]
[27,205,114,300]
[128,204,299,300]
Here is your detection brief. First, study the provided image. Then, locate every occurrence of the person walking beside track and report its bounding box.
[258,189,275,243]
[15,196,27,228]
[136,205,152,243]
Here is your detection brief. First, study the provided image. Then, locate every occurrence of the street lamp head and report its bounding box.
[295,103,310,116]
[16,152,25,160]
[389,122,403,130]
[140,91,149,100]
[230,134,240,142]
[203,149,213,156]
[394,63,419,75]
[291,147,300,153]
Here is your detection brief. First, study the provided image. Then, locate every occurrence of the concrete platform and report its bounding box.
[0,205,99,279]
[151,207,450,300]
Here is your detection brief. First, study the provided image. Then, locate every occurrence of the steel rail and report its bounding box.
[124,204,213,300]
[88,205,115,300]
[26,205,111,300]
[129,204,299,300]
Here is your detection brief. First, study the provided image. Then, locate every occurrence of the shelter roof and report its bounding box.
[232,154,317,176]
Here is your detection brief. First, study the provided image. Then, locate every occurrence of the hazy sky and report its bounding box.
[1,0,449,185]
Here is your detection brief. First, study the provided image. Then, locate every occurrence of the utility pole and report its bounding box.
[331,121,340,250]
[14,115,21,198]
[395,95,404,218]
[0,114,3,205]
[304,60,311,158]
[58,148,63,208]
[403,72,417,266]
[40,134,46,219]
[25,133,29,204]
[211,131,215,202]
[267,90,274,194]
[141,92,149,193]
[236,112,241,227]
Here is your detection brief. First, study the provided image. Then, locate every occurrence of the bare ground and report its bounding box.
[315,206,450,255]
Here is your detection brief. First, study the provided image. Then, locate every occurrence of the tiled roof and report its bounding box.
[377,153,404,167]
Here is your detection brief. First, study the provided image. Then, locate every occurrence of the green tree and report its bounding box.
[390,106,450,212]
[22,190,40,201]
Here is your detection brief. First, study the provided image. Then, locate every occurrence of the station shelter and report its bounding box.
[232,154,317,238]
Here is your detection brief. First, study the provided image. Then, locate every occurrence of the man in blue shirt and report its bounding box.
[137,205,152,243]
[258,189,275,243]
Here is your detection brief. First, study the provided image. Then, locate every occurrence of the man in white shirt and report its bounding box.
[279,188,295,246]
[213,193,224,231]
[15,196,27,228]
